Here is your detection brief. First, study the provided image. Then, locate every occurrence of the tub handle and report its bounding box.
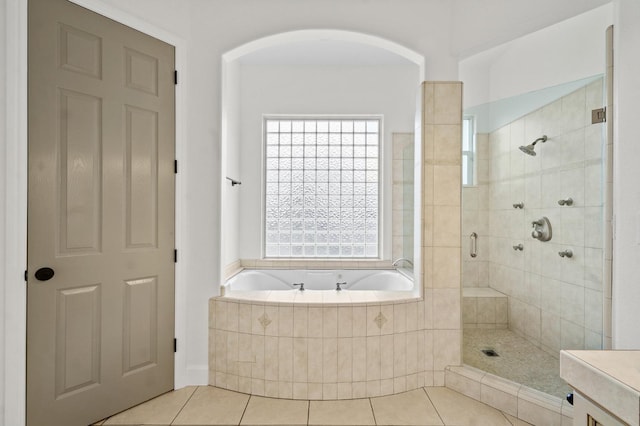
[336,281,347,291]
[292,282,305,291]
[470,232,478,258]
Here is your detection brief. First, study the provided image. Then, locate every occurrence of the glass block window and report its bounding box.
[264,118,380,258]
[462,116,475,186]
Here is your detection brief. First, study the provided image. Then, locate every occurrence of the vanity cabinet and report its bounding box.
[573,391,627,426]
[560,350,640,426]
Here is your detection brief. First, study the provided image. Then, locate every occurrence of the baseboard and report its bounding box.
[175,364,209,388]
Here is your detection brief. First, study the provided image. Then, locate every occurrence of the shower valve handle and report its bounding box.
[530,216,552,242]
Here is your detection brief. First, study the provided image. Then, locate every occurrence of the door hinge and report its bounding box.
[592,107,606,124]
[174,159,178,174]
[24,270,28,281]
[174,70,178,85]
[174,249,178,263]
[174,338,177,353]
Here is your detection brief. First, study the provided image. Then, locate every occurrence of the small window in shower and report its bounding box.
[263,117,381,258]
[462,116,475,186]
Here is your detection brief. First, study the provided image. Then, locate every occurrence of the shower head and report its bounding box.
[519,144,537,156]
[519,135,547,156]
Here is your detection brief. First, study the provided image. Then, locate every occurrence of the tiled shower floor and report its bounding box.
[463,328,571,399]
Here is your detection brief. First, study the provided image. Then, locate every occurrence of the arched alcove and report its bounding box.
[222,29,425,73]
[219,30,424,283]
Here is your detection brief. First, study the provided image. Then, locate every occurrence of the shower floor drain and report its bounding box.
[481,348,499,357]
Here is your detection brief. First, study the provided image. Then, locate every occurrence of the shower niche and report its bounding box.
[461,75,609,398]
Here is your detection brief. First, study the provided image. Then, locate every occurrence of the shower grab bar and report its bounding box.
[470,232,478,258]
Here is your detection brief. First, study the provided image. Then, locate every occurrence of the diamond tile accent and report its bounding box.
[258,313,272,330]
[374,312,387,329]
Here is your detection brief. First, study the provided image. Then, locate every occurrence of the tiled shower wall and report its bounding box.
[463,79,605,356]
[462,133,490,288]
[209,82,464,398]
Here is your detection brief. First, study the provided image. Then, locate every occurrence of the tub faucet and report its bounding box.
[292,282,305,291]
[392,258,413,267]
[336,281,347,291]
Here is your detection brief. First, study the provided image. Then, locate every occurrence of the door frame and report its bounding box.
[3,1,187,424]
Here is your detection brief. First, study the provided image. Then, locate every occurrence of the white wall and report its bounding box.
[450,0,610,58]
[0,1,7,422]
[221,60,241,268]
[612,0,640,349]
[189,0,458,81]
[2,1,27,424]
[237,64,419,260]
[460,4,613,108]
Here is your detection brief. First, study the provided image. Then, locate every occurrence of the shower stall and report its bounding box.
[461,74,610,398]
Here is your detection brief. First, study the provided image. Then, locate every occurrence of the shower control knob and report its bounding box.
[558,198,574,206]
[558,249,573,258]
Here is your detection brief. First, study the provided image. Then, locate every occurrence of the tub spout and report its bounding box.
[392,258,413,268]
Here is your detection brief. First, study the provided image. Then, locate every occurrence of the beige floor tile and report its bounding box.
[308,399,375,425]
[370,389,443,425]
[172,386,249,425]
[503,412,534,425]
[425,387,512,426]
[240,395,309,425]
[103,386,197,425]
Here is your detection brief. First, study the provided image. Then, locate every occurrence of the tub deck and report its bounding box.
[220,288,420,305]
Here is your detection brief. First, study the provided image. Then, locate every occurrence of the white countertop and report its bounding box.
[560,350,640,425]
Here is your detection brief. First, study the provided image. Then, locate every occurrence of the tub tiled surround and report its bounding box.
[464,78,606,357]
[238,259,393,271]
[210,82,463,399]
[224,259,242,278]
[209,299,431,400]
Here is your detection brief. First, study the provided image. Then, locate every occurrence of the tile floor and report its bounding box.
[93,385,534,426]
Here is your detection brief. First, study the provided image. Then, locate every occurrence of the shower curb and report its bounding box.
[445,365,573,425]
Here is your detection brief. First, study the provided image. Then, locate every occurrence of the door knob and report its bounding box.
[34,267,55,281]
